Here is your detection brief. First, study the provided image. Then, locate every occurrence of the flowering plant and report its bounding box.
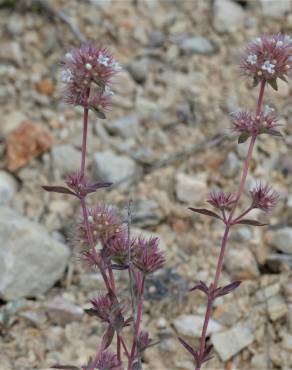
[179,34,290,370]
[43,44,165,370]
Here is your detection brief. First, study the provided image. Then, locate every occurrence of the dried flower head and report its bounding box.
[207,191,236,210]
[250,183,279,212]
[241,34,292,88]
[231,108,283,142]
[65,171,112,198]
[103,233,131,266]
[89,293,112,323]
[61,44,120,115]
[133,237,165,274]
[137,331,152,353]
[75,204,124,249]
[95,350,121,370]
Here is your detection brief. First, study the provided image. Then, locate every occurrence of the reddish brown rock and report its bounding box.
[36,78,55,96]
[6,121,53,172]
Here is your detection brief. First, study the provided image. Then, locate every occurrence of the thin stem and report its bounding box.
[195,81,266,370]
[117,334,121,362]
[120,335,130,358]
[80,88,90,177]
[127,200,135,317]
[128,275,145,370]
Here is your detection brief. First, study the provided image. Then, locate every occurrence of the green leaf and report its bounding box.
[268,78,278,91]
[90,106,106,119]
[253,77,260,88]
[238,132,250,144]
[279,75,289,83]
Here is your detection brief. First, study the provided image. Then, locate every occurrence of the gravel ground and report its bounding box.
[0,0,292,369]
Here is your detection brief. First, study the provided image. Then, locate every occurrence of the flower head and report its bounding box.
[61,44,120,115]
[137,331,152,353]
[95,350,121,370]
[250,183,279,212]
[90,293,112,323]
[74,204,125,249]
[132,237,165,275]
[241,34,292,86]
[230,108,283,140]
[207,191,236,210]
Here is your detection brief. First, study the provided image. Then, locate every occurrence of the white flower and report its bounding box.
[85,63,92,70]
[104,86,114,96]
[98,54,110,67]
[65,52,73,61]
[61,68,73,83]
[247,54,257,65]
[263,105,275,116]
[276,40,284,47]
[261,60,275,74]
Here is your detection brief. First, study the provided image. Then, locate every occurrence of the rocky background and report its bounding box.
[0,0,292,369]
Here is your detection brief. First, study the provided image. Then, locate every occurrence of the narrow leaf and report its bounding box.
[253,76,260,88]
[214,281,241,298]
[189,208,222,220]
[178,337,196,357]
[279,75,288,83]
[51,366,80,370]
[103,325,115,348]
[42,186,76,196]
[84,308,97,317]
[189,281,209,295]
[238,132,250,144]
[268,78,278,91]
[90,106,106,119]
[111,263,129,270]
[236,219,268,226]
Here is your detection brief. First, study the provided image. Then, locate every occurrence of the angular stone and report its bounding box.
[213,0,245,34]
[47,296,83,325]
[212,323,254,361]
[127,58,149,83]
[0,207,70,300]
[51,144,80,177]
[175,172,207,205]
[93,150,138,185]
[180,36,214,55]
[260,0,291,19]
[269,227,292,254]
[267,294,288,321]
[0,171,18,205]
[173,314,222,337]
[6,121,53,172]
[107,114,140,139]
[224,245,260,279]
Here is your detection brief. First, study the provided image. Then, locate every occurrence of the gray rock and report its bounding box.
[127,58,149,83]
[267,294,288,321]
[0,42,23,66]
[180,36,214,55]
[176,172,207,205]
[0,111,26,137]
[131,198,163,227]
[47,296,83,325]
[51,144,80,177]
[0,207,70,300]
[107,115,140,139]
[221,152,240,178]
[0,171,18,205]
[213,0,245,33]
[212,322,254,361]
[93,150,138,185]
[173,314,222,337]
[260,0,291,19]
[224,245,260,279]
[270,227,292,254]
[7,15,24,36]
[231,227,252,242]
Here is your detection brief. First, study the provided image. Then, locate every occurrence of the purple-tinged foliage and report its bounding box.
[241,34,292,89]
[132,237,165,275]
[207,191,236,210]
[250,183,279,212]
[189,207,222,220]
[94,350,122,370]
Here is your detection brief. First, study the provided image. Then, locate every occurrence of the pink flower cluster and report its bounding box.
[61,44,120,115]
[241,34,292,87]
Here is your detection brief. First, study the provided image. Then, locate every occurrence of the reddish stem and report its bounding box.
[128,275,145,370]
[195,81,266,370]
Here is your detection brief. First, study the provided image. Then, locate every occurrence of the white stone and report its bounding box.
[175,172,207,205]
[213,0,245,33]
[93,150,138,186]
[0,207,70,300]
[260,0,291,19]
[0,171,17,205]
[173,314,222,337]
[51,144,80,177]
[212,322,254,361]
[180,36,214,55]
[270,227,292,254]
